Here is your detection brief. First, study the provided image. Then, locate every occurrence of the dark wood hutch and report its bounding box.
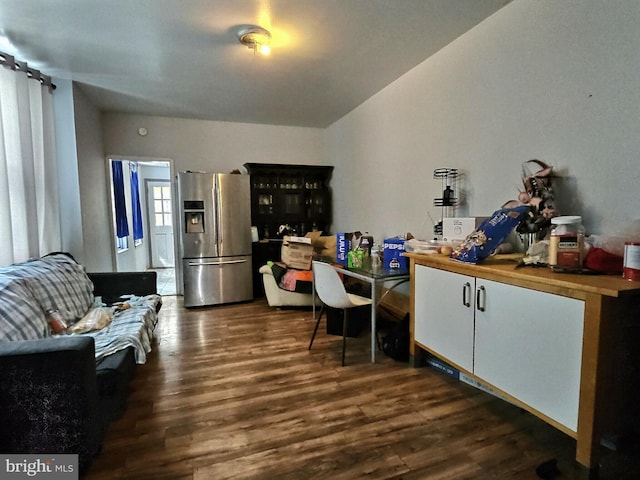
[244,163,334,296]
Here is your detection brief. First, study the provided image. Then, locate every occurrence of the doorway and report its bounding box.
[107,157,177,295]
[146,179,175,268]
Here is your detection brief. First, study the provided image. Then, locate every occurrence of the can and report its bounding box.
[623,242,640,281]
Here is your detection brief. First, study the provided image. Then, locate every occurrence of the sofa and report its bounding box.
[0,253,161,472]
[259,264,320,307]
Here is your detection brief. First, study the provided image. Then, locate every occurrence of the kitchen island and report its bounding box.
[406,252,640,474]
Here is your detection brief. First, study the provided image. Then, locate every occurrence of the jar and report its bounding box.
[46,308,68,334]
[370,246,381,269]
[548,216,585,272]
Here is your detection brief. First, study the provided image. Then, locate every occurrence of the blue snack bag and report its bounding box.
[450,205,530,264]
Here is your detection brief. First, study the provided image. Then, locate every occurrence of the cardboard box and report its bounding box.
[306,231,322,241]
[383,238,407,269]
[336,232,363,265]
[424,353,460,379]
[314,235,336,259]
[336,232,349,265]
[281,231,324,270]
[442,217,487,246]
[459,372,510,402]
[281,235,314,270]
[423,353,508,401]
[347,249,364,268]
[377,288,410,322]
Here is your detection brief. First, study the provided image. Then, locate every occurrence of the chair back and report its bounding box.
[312,261,354,309]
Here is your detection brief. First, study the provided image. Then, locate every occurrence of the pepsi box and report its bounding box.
[383,238,407,269]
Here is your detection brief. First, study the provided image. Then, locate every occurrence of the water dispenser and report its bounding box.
[184,200,205,233]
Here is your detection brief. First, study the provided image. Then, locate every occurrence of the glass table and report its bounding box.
[312,262,410,363]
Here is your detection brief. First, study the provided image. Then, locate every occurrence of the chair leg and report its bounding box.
[308,305,324,350]
[341,308,348,366]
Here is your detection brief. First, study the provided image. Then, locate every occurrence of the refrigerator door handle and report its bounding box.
[214,184,223,248]
[188,259,248,267]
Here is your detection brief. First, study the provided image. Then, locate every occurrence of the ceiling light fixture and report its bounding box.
[237,25,271,56]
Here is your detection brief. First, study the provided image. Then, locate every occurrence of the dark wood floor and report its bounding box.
[83,296,640,480]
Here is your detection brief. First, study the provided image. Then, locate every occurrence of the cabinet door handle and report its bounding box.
[462,282,471,307]
[476,285,486,312]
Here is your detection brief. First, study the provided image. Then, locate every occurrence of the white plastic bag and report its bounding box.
[69,307,114,333]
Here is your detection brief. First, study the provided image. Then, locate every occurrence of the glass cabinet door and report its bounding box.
[308,190,329,217]
[244,163,333,240]
[257,193,273,215]
[282,192,305,216]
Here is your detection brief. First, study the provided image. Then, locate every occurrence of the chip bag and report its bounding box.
[450,205,530,264]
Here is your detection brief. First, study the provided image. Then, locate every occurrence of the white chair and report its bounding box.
[259,265,320,308]
[309,261,372,366]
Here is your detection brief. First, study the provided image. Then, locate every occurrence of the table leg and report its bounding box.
[370,281,377,363]
[312,275,316,320]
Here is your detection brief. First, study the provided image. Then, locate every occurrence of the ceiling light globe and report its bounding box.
[259,44,271,55]
[237,25,272,56]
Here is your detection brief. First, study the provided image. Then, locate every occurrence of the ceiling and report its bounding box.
[0,0,511,128]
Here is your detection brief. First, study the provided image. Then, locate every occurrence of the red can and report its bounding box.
[622,242,640,281]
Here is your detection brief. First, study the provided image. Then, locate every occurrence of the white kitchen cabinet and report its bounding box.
[414,265,475,371]
[408,252,640,470]
[413,265,585,431]
[474,279,584,431]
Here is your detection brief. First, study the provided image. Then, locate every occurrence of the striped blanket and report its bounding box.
[0,254,160,364]
[82,295,161,364]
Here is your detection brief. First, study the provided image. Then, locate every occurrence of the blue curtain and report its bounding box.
[112,160,129,238]
[130,162,144,242]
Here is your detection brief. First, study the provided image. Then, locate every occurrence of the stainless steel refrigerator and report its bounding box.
[177,171,253,307]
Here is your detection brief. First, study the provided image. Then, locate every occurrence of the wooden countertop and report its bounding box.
[405,252,640,298]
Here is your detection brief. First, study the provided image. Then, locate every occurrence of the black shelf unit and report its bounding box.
[244,163,334,240]
[244,163,334,297]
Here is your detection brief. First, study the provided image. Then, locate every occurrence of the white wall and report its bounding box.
[73,86,114,271]
[67,113,325,272]
[326,0,640,243]
[102,114,326,173]
[71,0,640,266]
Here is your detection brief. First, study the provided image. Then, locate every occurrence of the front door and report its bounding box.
[147,180,175,268]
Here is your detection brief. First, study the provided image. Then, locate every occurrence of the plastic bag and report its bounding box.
[404,239,451,255]
[450,205,530,264]
[587,219,640,257]
[69,307,114,333]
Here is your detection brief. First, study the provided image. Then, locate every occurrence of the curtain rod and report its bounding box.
[0,51,56,92]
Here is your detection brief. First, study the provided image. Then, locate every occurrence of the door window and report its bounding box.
[153,186,172,227]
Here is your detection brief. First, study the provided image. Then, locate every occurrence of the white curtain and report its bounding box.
[0,55,61,266]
